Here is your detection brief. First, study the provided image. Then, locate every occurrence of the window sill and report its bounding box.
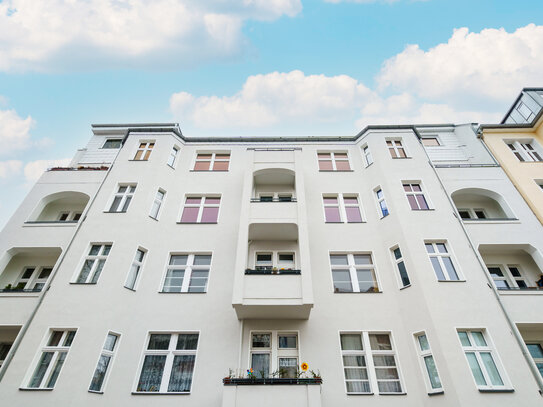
[391,157,411,159]
[319,170,354,172]
[399,284,411,290]
[128,159,149,162]
[379,392,407,395]
[88,390,104,394]
[462,219,520,224]
[103,211,127,214]
[364,162,373,169]
[498,289,543,295]
[325,221,366,224]
[437,280,466,283]
[176,222,218,224]
[190,170,229,172]
[347,392,374,396]
[167,164,176,170]
[159,291,207,294]
[131,391,190,395]
[428,390,444,396]
[19,387,54,391]
[149,215,159,222]
[334,290,382,294]
[379,214,390,219]
[478,388,514,393]
[69,282,98,285]
[411,208,435,211]
[124,286,136,292]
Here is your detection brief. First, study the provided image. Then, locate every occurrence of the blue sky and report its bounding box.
[0,0,542,228]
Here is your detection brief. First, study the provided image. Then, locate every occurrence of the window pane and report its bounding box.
[375,367,399,379]
[353,254,372,265]
[168,355,196,392]
[345,207,362,223]
[170,255,188,265]
[104,334,117,351]
[279,335,297,349]
[418,335,430,351]
[29,352,53,387]
[343,197,358,205]
[346,380,371,393]
[323,197,338,204]
[332,269,352,292]
[425,244,435,253]
[148,334,171,350]
[377,381,402,393]
[279,357,298,378]
[343,355,365,367]
[340,334,363,350]
[201,207,219,223]
[252,334,271,348]
[251,354,270,378]
[213,161,229,171]
[480,352,504,386]
[193,255,212,265]
[407,195,418,210]
[180,207,199,223]
[205,197,220,205]
[424,356,442,388]
[188,270,208,292]
[186,197,201,205]
[527,344,543,359]
[416,195,429,210]
[194,161,210,171]
[64,331,76,347]
[325,207,341,222]
[163,269,184,292]
[46,352,66,388]
[436,243,447,253]
[508,267,521,277]
[356,269,378,292]
[318,160,333,170]
[458,331,471,347]
[336,160,351,171]
[48,331,63,346]
[176,334,199,350]
[466,352,486,386]
[89,355,111,392]
[430,258,446,280]
[442,257,459,280]
[397,262,410,286]
[370,335,392,351]
[137,355,166,392]
[90,259,105,283]
[330,255,349,265]
[472,331,487,347]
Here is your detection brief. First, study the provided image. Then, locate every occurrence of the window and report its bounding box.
[362,145,373,167]
[422,137,440,147]
[387,140,407,158]
[75,244,112,284]
[254,252,295,271]
[506,140,543,162]
[14,267,53,291]
[425,242,460,281]
[58,211,82,221]
[403,183,429,210]
[149,189,165,220]
[0,343,12,367]
[89,333,120,393]
[108,184,136,213]
[330,253,379,293]
[457,330,509,390]
[323,194,363,223]
[193,152,230,171]
[391,247,410,288]
[487,265,527,290]
[162,254,211,293]
[414,332,442,392]
[457,208,486,220]
[136,332,198,393]
[167,146,179,167]
[340,332,403,394]
[102,139,122,149]
[317,152,351,171]
[180,196,220,223]
[255,193,294,202]
[250,332,299,378]
[133,141,154,161]
[27,329,76,389]
[125,249,146,290]
[526,343,543,377]
[517,101,536,122]
[375,188,389,217]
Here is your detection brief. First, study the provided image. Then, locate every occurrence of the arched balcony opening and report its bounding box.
[27,191,90,223]
[252,168,296,203]
[0,247,62,293]
[451,188,515,221]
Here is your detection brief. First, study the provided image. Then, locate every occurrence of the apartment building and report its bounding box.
[0,116,542,406]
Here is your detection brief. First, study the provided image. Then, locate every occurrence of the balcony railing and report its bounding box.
[245,269,301,275]
[250,197,297,203]
[497,286,542,291]
[0,288,42,293]
[24,220,78,224]
[223,378,322,385]
[462,217,518,222]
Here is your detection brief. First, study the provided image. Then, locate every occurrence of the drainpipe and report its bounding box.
[0,141,124,382]
[414,128,543,395]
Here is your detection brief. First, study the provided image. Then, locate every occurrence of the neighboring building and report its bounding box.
[0,117,543,406]
[480,88,543,226]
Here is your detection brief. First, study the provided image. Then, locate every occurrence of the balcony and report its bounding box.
[26,191,90,224]
[452,188,517,221]
[250,169,297,223]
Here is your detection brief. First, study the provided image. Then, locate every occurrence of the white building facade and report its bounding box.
[0,122,543,406]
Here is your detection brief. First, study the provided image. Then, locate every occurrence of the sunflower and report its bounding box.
[301,362,309,371]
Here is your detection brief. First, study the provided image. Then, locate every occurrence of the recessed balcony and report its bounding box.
[25,191,90,225]
[250,169,297,223]
[452,188,516,221]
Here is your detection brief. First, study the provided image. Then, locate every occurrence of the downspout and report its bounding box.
[414,129,543,395]
[0,137,125,382]
[238,319,245,377]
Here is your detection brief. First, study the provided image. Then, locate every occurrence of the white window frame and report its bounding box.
[424,241,463,282]
[73,243,112,284]
[149,189,166,220]
[374,187,389,218]
[161,253,212,293]
[402,181,431,210]
[322,193,365,223]
[390,245,410,289]
[14,266,53,291]
[124,247,147,291]
[101,138,122,149]
[413,331,443,393]
[23,329,77,390]
[330,252,381,293]
[133,331,199,394]
[457,208,487,220]
[57,211,82,221]
[506,139,543,162]
[362,144,373,167]
[167,146,179,168]
[133,140,155,161]
[193,151,231,171]
[386,139,408,158]
[88,331,121,393]
[254,252,295,270]
[457,329,512,391]
[317,151,351,171]
[107,184,136,213]
[179,195,221,224]
[486,264,528,290]
[339,331,404,395]
[249,330,300,378]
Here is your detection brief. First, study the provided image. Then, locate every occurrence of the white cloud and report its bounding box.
[0,160,23,178]
[0,108,34,155]
[23,158,71,183]
[170,70,373,130]
[0,0,301,72]
[377,24,543,104]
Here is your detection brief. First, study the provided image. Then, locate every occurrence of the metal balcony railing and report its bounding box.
[223,377,322,385]
[497,286,542,291]
[245,269,301,275]
[250,197,297,203]
[0,288,42,293]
